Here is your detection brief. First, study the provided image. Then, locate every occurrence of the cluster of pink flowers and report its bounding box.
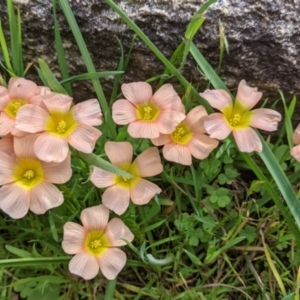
[1,76,290,281]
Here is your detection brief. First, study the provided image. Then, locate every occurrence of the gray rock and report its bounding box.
[0,0,299,117]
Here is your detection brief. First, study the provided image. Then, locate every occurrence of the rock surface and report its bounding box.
[0,0,299,114]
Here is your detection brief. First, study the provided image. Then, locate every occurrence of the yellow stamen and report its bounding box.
[170,122,192,145]
[4,99,27,118]
[23,170,35,179]
[90,239,101,249]
[84,230,110,256]
[229,113,241,126]
[136,103,160,121]
[56,120,67,134]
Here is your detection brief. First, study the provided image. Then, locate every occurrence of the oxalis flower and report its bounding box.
[0,77,46,137]
[62,204,134,280]
[15,93,102,162]
[200,80,282,152]
[0,134,72,219]
[90,141,163,215]
[151,106,219,165]
[290,124,300,162]
[112,82,186,138]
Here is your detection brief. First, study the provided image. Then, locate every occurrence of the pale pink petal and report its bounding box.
[43,93,73,113]
[186,106,207,133]
[8,77,38,101]
[152,84,182,110]
[151,134,171,146]
[0,135,14,154]
[112,100,137,125]
[250,108,282,132]
[36,86,51,96]
[128,121,161,139]
[132,147,163,177]
[204,113,232,140]
[121,82,152,106]
[42,153,72,184]
[69,252,99,280]
[15,104,48,133]
[10,127,28,137]
[188,134,219,159]
[30,182,64,214]
[0,88,10,110]
[233,128,262,152]
[157,110,186,134]
[13,134,38,158]
[104,141,133,166]
[97,248,126,280]
[0,152,15,184]
[291,145,300,162]
[34,133,69,163]
[72,99,102,126]
[293,124,300,145]
[62,222,87,254]
[236,80,262,110]
[105,218,134,246]
[0,183,30,219]
[200,89,233,112]
[130,178,161,205]
[0,113,15,136]
[163,143,192,165]
[80,204,109,231]
[67,125,101,153]
[102,185,130,215]
[90,166,115,188]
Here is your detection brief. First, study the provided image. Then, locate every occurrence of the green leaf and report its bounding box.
[5,245,31,258]
[183,249,202,265]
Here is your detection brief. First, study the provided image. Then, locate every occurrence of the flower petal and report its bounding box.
[132,147,163,177]
[0,88,10,110]
[97,248,126,280]
[250,108,282,132]
[62,222,86,254]
[0,135,14,154]
[15,104,48,133]
[42,153,72,183]
[293,124,300,145]
[30,182,64,214]
[14,134,38,158]
[80,204,109,231]
[43,93,73,112]
[105,218,134,246]
[8,77,38,101]
[157,110,186,134]
[0,152,16,184]
[72,99,102,126]
[185,105,207,133]
[128,121,161,139]
[151,134,171,146]
[102,185,130,215]
[0,113,15,136]
[204,113,232,140]
[233,127,262,152]
[188,134,219,159]
[130,178,161,205]
[90,166,115,188]
[291,145,300,162]
[200,89,232,112]
[34,133,69,163]
[152,84,182,110]
[121,82,152,106]
[236,80,262,110]
[69,252,99,280]
[0,183,29,219]
[67,125,101,154]
[104,141,133,166]
[112,100,137,125]
[163,143,192,165]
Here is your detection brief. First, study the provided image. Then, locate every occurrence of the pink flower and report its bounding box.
[62,204,134,280]
[0,135,14,155]
[0,77,45,137]
[200,80,282,152]
[15,93,102,162]
[112,82,185,138]
[0,134,72,219]
[151,106,219,165]
[90,141,163,215]
[290,124,300,161]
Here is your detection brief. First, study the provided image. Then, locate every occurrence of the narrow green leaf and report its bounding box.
[0,257,70,268]
[0,20,13,73]
[60,71,123,84]
[5,245,31,258]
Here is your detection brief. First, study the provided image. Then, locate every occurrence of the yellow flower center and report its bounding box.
[13,158,44,190]
[4,99,27,118]
[113,163,141,189]
[228,113,241,126]
[136,103,160,121]
[45,110,78,138]
[170,122,192,144]
[84,230,110,256]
